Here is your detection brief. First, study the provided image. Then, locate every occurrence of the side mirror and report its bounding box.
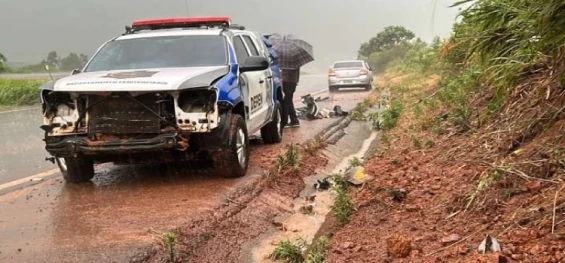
[240,56,269,73]
[70,69,81,75]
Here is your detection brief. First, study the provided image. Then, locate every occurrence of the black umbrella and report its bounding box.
[268,34,314,69]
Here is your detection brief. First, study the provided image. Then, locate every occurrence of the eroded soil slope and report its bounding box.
[327,72,565,262]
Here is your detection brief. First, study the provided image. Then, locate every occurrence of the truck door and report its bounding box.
[234,34,271,134]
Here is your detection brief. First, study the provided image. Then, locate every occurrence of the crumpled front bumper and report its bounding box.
[45,133,188,157]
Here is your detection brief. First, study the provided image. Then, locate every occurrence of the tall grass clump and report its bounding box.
[380,99,403,130]
[330,173,353,225]
[0,79,45,106]
[270,239,305,263]
[450,0,565,108]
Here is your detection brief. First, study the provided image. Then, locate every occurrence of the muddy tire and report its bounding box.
[261,102,283,144]
[215,114,249,178]
[58,157,94,183]
[329,86,338,93]
[365,85,372,91]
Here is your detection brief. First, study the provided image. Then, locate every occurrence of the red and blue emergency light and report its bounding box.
[131,17,232,30]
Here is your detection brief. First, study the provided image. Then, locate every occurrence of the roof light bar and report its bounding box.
[131,17,231,30]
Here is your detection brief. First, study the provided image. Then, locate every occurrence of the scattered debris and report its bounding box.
[344,166,374,185]
[314,178,331,190]
[478,235,501,254]
[297,94,348,120]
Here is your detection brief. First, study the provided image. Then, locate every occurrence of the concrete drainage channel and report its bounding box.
[241,90,390,262]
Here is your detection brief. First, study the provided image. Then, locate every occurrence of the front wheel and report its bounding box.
[329,86,339,93]
[215,114,249,178]
[57,157,94,183]
[261,101,283,144]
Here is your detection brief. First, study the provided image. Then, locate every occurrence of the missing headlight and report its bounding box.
[178,88,217,114]
[41,91,84,135]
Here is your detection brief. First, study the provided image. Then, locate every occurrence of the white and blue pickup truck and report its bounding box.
[39,17,284,183]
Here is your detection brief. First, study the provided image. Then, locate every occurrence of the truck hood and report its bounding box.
[44,66,230,92]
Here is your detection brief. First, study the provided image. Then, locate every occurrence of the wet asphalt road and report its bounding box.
[0,74,372,263]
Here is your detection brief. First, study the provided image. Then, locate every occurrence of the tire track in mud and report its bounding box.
[132,91,380,263]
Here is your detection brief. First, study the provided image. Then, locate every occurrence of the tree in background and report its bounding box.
[46,51,60,69]
[0,52,7,72]
[60,53,89,71]
[358,26,415,59]
[79,54,89,65]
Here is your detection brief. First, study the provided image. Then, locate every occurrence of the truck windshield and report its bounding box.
[84,35,227,72]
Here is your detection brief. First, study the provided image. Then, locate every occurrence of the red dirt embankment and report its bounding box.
[326,71,565,263]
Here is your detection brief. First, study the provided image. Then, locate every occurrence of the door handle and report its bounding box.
[259,79,265,84]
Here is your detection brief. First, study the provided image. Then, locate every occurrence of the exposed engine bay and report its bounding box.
[40,88,220,138]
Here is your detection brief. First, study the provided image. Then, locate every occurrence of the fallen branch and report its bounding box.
[482,162,561,184]
[410,89,440,107]
[552,183,565,234]
[424,225,489,256]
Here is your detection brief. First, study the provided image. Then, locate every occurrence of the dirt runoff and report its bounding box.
[132,90,381,263]
[325,72,565,263]
[131,143,327,263]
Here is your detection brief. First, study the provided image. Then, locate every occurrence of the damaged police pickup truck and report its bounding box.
[39,17,284,183]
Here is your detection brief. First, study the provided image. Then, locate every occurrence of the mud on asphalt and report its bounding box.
[0,89,375,263]
[132,90,381,263]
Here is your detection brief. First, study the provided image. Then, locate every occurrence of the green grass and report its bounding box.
[330,173,353,225]
[305,237,328,263]
[0,79,46,107]
[163,231,177,262]
[270,239,305,263]
[285,143,300,174]
[380,99,403,130]
[349,157,362,167]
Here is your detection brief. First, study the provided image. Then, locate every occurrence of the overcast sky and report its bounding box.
[0,0,459,72]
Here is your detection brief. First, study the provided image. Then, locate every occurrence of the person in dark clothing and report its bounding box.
[281,68,301,128]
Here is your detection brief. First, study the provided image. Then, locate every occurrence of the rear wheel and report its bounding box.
[215,114,249,178]
[58,157,94,183]
[261,102,283,144]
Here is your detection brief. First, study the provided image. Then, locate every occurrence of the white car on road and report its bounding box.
[328,60,373,92]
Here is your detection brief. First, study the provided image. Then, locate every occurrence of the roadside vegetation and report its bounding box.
[330,173,353,225]
[0,79,45,107]
[270,236,329,263]
[0,50,89,73]
[325,0,565,261]
[0,50,88,108]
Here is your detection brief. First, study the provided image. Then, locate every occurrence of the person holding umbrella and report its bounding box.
[268,34,314,128]
[281,67,301,128]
